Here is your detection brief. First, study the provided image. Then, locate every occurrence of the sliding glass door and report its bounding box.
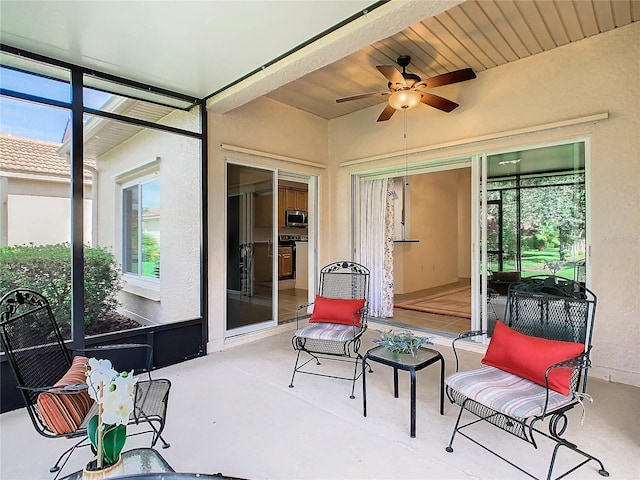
[479,141,587,334]
[226,163,276,334]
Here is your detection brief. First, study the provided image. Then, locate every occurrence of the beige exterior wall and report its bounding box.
[1,176,92,246]
[326,23,640,386]
[95,109,201,324]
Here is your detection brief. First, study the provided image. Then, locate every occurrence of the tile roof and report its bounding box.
[0,134,69,177]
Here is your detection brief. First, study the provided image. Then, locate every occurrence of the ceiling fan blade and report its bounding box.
[376,65,405,86]
[377,103,397,122]
[420,92,459,112]
[335,91,389,103]
[417,68,477,89]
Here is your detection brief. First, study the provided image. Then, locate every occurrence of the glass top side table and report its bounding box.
[61,447,174,479]
[362,345,445,437]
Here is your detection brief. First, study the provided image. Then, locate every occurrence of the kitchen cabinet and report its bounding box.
[278,187,308,227]
[278,246,294,279]
[284,188,307,211]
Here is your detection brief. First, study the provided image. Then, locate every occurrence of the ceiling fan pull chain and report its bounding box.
[404,109,409,187]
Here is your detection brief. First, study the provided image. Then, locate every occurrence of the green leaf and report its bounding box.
[102,424,127,464]
[87,415,99,450]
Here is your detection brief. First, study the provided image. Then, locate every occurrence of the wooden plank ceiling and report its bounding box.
[265,0,639,120]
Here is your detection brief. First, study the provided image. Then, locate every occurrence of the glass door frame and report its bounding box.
[225,160,318,337]
[353,155,476,327]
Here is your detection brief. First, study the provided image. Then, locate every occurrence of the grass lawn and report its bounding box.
[496,248,584,280]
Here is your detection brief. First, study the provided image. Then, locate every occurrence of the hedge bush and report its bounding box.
[0,243,123,329]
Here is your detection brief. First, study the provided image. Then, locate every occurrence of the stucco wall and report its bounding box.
[327,23,640,386]
[95,109,201,324]
[3,177,92,246]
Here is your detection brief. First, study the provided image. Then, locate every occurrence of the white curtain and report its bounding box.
[359,178,395,317]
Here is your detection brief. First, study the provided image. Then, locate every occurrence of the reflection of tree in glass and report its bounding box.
[486,173,585,276]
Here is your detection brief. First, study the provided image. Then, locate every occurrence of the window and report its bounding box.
[123,176,160,280]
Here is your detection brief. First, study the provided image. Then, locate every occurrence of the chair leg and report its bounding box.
[146,418,170,449]
[349,356,360,399]
[51,436,89,478]
[289,350,302,388]
[547,438,609,480]
[445,405,465,453]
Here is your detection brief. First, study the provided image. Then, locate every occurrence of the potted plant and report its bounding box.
[373,329,434,357]
[83,358,137,479]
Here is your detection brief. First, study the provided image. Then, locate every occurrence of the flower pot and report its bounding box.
[82,456,123,480]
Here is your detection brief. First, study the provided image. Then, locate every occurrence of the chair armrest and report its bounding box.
[74,343,154,378]
[452,330,486,372]
[17,383,88,395]
[295,302,314,328]
[348,307,367,329]
[539,349,591,417]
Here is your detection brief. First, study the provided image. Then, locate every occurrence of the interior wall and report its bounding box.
[207,96,329,350]
[394,170,459,294]
[327,23,640,386]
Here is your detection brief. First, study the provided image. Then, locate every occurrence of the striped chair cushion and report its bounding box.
[36,356,94,435]
[295,322,359,342]
[446,366,575,419]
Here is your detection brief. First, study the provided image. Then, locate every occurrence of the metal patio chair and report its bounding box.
[445,276,608,480]
[0,289,171,478]
[289,261,369,398]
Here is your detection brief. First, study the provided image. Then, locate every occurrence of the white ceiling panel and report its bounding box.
[0,0,376,98]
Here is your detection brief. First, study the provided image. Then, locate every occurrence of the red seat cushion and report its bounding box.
[481,322,585,395]
[309,296,366,327]
[36,356,94,435]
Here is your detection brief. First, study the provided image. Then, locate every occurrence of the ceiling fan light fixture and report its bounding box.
[389,90,421,110]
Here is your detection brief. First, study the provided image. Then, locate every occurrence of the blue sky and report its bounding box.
[0,67,110,143]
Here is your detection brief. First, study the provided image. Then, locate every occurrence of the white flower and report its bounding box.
[101,388,134,425]
[86,358,118,402]
[113,370,137,398]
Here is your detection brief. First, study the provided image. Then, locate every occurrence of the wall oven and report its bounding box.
[285,210,308,228]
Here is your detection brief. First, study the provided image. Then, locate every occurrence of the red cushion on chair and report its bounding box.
[481,322,585,396]
[309,296,366,327]
[36,356,94,435]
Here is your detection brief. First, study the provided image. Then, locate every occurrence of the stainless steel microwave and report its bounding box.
[285,210,308,228]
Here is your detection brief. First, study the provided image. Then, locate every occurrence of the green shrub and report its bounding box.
[0,243,123,328]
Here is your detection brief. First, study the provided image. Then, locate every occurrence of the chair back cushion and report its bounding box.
[36,356,94,434]
[481,321,584,395]
[309,296,365,327]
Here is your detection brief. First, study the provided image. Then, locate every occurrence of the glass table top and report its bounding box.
[365,345,441,367]
[61,448,174,479]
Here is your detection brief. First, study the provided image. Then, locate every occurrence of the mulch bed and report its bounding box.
[85,312,143,336]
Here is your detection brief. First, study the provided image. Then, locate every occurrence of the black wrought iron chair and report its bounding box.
[0,288,171,477]
[289,261,369,398]
[574,258,587,285]
[445,276,609,480]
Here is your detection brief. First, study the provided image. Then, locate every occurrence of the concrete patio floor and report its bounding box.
[1,326,639,479]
